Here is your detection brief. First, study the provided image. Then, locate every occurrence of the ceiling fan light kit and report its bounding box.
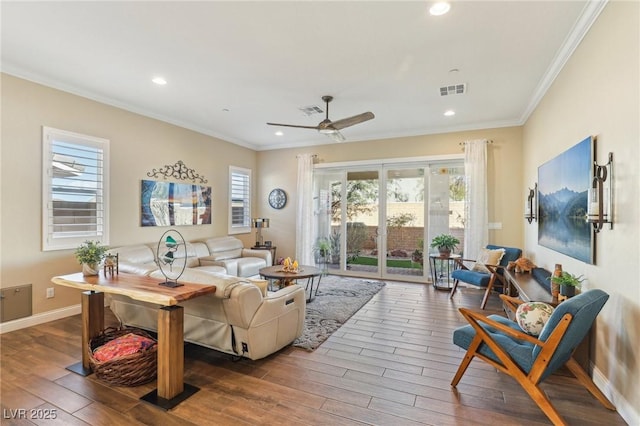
[267,95,374,142]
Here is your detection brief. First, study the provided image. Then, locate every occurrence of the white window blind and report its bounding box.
[229,166,251,234]
[42,127,110,251]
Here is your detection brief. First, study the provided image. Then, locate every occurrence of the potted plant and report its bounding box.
[313,238,332,264]
[430,234,460,256]
[549,271,584,298]
[411,238,424,266]
[75,240,108,276]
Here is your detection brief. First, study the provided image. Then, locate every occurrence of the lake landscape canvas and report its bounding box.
[538,136,594,264]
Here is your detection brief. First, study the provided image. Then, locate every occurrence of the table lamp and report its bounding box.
[252,218,270,246]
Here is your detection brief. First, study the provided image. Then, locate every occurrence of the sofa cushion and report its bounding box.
[204,236,243,255]
[237,257,267,278]
[118,261,159,276]
[112,244,155,264]
[195,265,227,275]
[206,248,243,261]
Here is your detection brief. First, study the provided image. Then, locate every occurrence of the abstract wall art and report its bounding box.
[141,180,211,227]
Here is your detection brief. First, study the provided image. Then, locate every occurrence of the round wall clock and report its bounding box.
[269,188,287,209]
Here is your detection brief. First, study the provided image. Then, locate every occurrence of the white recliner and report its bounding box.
[108,269,305,360]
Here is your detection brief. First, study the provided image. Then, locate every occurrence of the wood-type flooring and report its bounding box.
[0,281,627,425]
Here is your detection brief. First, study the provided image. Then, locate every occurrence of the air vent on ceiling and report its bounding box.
[440,83,466,96]
[298,105,324,116]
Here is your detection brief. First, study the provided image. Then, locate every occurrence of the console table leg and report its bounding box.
[67,290,104,376]
[141,305,199,410]
[158,305,184,399]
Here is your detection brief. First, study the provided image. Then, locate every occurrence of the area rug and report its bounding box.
[292,275,386,351]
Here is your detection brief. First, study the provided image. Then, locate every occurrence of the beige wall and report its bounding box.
[1,74,257,315]
[1,3,636,421]
[522,1,639,421]
[257,126,524,261]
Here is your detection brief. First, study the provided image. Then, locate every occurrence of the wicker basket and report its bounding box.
[88,327,157,386]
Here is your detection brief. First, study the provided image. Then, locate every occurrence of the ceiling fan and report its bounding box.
[267,95,375,142]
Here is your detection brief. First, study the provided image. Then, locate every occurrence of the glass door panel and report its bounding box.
[345,170,379,276]
[313,171,342,274]
[384,167,426,280]
[314,160,464,283]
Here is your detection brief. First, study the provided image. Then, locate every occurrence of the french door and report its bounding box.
[313,159,464,283]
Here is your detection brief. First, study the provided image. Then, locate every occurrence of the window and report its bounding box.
[42,127,110,251]
[229,166,251,234]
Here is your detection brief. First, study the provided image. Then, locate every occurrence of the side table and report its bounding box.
[429,253,461,291]
[252,245,277,266]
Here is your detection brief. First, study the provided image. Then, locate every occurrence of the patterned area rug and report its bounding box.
[293,275,386,351]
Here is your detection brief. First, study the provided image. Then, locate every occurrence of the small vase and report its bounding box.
[560,285,575,298]
[82,262,99,276]
[552,264,562,298]
[438,248,451,257]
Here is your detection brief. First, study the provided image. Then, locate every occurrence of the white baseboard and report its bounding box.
[0,304,81,334]
[592,363,638,426]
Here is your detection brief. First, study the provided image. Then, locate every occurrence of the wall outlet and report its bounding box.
[46,287,55,298]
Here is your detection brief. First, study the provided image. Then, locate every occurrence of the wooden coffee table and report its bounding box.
[259,265,322,302]
[52,272,217,410]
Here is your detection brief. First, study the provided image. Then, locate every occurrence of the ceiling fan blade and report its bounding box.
[329,111,375,130]
[324,130,346,143]
[266,122,319,130]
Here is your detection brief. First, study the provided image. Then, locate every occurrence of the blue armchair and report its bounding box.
[449,244,522,309]
[451,290,615,425]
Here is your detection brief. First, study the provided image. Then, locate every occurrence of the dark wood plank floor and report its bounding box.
[1,281,626,425]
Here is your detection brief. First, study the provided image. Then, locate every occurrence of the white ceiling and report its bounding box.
[1,1,604,151]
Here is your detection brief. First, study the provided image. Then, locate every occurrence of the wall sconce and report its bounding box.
[587,152,613,232]
[252,218,270,246]
[525,183,537,224]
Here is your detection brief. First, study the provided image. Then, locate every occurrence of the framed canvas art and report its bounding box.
[141,180,211,227]
[538,136,594,264]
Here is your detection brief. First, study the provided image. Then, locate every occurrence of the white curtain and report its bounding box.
[296,153,315,265]
[463,139,489,260]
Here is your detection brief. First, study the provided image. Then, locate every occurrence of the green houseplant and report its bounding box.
[75,240,108,276]
[549,271,584,298]
[411,238,424,267]
[313,238,331,263]
[430,234,460,256]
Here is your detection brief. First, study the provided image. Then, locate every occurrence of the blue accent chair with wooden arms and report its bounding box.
[449,245,522,309]
[451,289,615,425]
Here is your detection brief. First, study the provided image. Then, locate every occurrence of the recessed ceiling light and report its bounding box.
[275,131,283,136]
[152,77,167,85]
[430,2,451,16]
[444,110,456,117]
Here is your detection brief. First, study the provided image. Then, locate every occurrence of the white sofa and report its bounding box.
[111,236,271,278]
[109,269,305,360]
[106,236,304,360]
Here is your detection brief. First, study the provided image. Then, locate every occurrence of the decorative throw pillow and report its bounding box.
[471,248,506,273]
[515,302,555,336]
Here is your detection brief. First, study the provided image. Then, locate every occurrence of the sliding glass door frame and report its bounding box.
[314,154,464,283]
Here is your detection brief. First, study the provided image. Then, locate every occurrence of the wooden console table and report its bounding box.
[52,272,216,410]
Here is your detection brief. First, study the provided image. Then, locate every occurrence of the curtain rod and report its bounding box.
[459,140,493,146]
